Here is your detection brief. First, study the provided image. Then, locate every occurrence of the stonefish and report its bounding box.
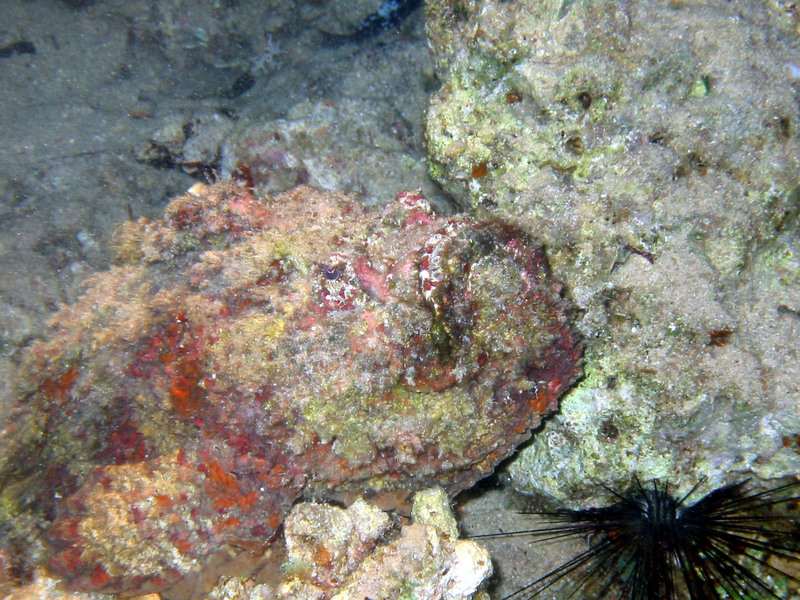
[0,182,582,594]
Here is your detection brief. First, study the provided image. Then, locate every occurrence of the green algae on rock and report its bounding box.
[0,182,581,594]
[425,0,800,504]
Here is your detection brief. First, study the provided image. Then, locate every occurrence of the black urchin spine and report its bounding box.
[474,478,800,600]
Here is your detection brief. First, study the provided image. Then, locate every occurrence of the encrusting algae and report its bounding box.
[0,182,582,594]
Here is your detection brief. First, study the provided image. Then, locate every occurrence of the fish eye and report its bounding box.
[323,265,340,280]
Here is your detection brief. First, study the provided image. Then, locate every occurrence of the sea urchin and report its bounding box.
[476,478,800,600]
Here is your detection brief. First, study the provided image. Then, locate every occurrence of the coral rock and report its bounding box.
[277,487,491,600]
[425,0,800,503]
[204,487,490,600]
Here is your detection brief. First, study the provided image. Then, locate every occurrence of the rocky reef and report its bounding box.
[0,182,581,594]
[425,0,800,503]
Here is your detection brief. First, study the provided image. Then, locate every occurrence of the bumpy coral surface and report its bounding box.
[0,182,580,594]
[426,0,800,504]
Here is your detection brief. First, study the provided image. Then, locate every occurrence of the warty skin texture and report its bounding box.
[0,182,582,594]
